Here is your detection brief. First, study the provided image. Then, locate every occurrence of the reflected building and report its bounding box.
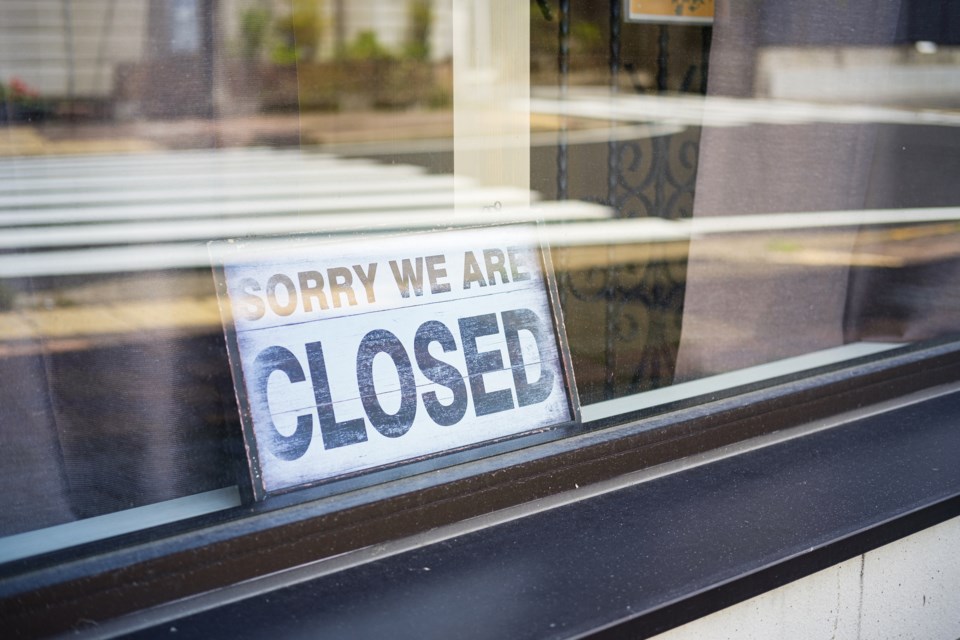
[0,0,454,119]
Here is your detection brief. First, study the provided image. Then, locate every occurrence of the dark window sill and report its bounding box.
[102,386,960,638]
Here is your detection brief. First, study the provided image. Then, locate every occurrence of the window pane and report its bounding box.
[1,0,958,561]
[532,0,960,412]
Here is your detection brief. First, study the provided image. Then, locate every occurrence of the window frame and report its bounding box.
[4,2,960,635]
[4,337,959,636]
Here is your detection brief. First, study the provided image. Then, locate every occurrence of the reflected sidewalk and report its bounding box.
[1,109,453,157]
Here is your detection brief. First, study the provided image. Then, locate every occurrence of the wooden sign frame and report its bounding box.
[211,225,579,500]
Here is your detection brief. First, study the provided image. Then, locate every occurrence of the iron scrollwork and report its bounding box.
[550,2,709,403]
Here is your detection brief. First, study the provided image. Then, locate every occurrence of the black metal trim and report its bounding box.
[118,386,960,639]
[589,496,960,640]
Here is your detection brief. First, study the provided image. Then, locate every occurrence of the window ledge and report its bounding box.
[96,385,960,639]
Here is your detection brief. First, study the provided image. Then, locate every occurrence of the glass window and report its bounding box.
[1,0,957,575]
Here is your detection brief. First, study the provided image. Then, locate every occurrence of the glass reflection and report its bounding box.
[0,0,958,557]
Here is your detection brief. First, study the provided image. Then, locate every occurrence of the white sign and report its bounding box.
[212,227,577,497]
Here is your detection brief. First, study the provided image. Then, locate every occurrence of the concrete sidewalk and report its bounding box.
[1,109,453,157]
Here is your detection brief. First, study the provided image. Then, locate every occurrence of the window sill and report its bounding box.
[86,384,960,638]
[4,340,960,637]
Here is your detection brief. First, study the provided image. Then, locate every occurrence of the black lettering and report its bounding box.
[306,341,367,449]
[458,314,514,416]
[507,246,532,282]
[483,248,510,285]
[238,277,266,321]
[502,308,554,407]
[462,251,486,289]
[298,270,329,312]
[415,321,467,426]
[253,346,312,460]
[266,273,298,316]
[352,263,378,303]
[356,330,417,438]
[327,267,357,308]
[389,258,425,298]
[425,255,451,294]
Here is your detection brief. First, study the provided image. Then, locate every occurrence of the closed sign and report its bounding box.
[212,226,577,497]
